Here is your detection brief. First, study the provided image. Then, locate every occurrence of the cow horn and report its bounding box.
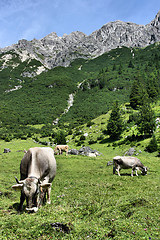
[15,176,20,184]
[38,178,41,184]
[15,176,25,184]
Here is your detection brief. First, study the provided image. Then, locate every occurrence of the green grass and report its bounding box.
[0,139,160,239]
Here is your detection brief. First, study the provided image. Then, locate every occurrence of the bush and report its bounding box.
[76,141,83,146]
[54,131,66,145]
[88,139,97,144]
[97,135,104,141]
[21,136,27,140]
[87,121,93,127]
[145,135,158,153]
[80,135,86,141]
[68,129,73,135]
[5,136,11,142]
[128,113,139,123]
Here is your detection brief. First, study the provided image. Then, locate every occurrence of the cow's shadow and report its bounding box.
[119,173,131,176]
[115,173,143,177]
[8,203,20,213]
[9,203,26,213]
[12,203,19,210]
[114,173,134,177]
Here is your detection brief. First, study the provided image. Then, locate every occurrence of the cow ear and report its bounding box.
[40,183,52,189]
[12,184,23,191]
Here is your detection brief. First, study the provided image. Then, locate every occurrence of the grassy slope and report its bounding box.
[0,138,160,239]
[1,43,160,129]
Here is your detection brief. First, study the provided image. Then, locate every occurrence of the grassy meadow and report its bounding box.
[0,139,160,239]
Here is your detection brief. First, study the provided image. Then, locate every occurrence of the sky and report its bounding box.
[0,0,159,48]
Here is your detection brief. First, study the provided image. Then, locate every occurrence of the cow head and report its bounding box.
[141,166,148,175]
[12,176,51,212]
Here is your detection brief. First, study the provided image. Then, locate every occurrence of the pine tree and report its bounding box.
[55,130,66,144]
[130,78,141,109]
[118,64,122,74]
[130,77,149,109]
[145,134,158,152]
[137,102,156,137]
[128,60,134,68]
[146,72,159,101]
[112,63,116,71]
[107,101,124,140]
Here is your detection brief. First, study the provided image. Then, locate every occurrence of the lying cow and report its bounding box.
[113,156,147,177]
[12,147,56,212]
[54,145,68,155]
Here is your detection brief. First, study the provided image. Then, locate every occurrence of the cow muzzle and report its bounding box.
[26,206,39,213]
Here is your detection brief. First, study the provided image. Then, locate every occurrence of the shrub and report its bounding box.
[145,135,158,153]
[21,136,27,140]
[97,135,104,141]
[54,130,66,145]
[128,113,139,123]
[76,141,82,146]
[68,129,73,135]
[80,135,86,141]
[87,121,93,127]
[88,139,97,144]
[5,136,11,142]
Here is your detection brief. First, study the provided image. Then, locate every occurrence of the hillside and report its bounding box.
[1,42,160,137]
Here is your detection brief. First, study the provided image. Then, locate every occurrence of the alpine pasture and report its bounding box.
[0,138,159,239]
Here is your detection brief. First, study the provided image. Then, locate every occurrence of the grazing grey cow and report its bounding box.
[113,156,147,177]
[12,147,56,212]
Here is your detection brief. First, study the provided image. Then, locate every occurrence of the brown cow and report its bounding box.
[54,145,68,155]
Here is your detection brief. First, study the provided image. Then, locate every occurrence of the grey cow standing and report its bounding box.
[113,156,147,177]
[12,147,56,212]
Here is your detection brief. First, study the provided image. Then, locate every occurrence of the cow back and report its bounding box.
[20,147,56,183]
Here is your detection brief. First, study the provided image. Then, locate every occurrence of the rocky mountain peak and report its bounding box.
[1,10,160,70]
[150,10,160,27]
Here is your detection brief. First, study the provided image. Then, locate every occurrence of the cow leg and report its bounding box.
[131,168,134,177]
[19,192,25,212]
[116,165,121,176]
[47,186,51,204]
[135,167,138,176]
[113,166,116,174]
[132,166,138,176]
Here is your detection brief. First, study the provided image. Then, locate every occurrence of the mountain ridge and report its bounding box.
[1,10,160,70]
